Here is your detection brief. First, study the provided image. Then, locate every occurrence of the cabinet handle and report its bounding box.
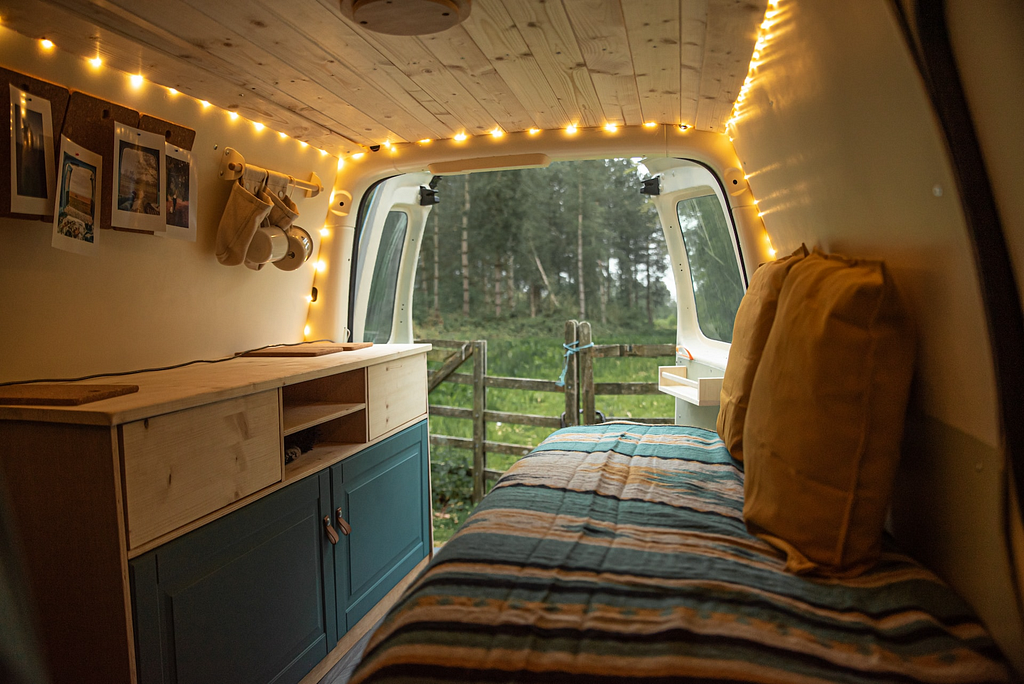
[323,516,339,545]
[335,508,352,536]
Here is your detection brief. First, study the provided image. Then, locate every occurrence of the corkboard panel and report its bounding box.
[62,92,139,231]
[139,115,195,151]
[0,67,70,221]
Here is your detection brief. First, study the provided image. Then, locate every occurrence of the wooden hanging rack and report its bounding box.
[217,147,323,198]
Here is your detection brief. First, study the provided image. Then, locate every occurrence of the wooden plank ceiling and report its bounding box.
[1,0,767,156]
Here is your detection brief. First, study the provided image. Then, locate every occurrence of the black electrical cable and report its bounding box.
[0,339,336,388]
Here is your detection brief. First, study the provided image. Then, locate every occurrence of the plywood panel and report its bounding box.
[0,422,134,684]
[622,0,682,126]
[679,0,710,128]
[695,0,766,133]
[420,25,541,133]
[562,0,644,126]
[0,0,353,151]
[499,0,603,129]
[122,389,283,548]
[367,353,427,440]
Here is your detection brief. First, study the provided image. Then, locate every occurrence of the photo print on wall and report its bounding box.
[9,84,55,214]
[112,123,164,232]
[52,135,101,256]
[161,142,196,241]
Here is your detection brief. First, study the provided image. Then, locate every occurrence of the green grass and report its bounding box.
[421,316,677,544]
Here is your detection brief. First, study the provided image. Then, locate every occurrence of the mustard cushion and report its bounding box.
[717,245,808,462]
[742,251,915,576]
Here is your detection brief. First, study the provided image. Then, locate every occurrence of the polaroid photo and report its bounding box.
[111,124,164,231]
[161,143,197,242]
[9,85,55,214]
[52,135,101,256]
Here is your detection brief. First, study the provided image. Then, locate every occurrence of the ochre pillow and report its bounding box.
[742,251,915,576]
[717,245,808,462]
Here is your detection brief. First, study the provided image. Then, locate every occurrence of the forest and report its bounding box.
[410,158,675,327]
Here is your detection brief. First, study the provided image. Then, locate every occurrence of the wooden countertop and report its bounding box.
[0,343,431,426]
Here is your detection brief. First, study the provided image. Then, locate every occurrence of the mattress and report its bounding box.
[351,423,1012,683]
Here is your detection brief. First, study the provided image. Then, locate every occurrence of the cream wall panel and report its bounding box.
[730,0,997,447]
[0,27,337,383]
[727,0,1021,670]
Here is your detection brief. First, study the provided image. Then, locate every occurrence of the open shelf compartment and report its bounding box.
[658,366,723,407]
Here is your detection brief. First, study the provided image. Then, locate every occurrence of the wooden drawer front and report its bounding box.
[367,354,427,440]
[122,390,282,549]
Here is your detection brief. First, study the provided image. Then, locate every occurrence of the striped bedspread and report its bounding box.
[352,424,1012,683]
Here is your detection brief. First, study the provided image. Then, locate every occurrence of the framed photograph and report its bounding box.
[111,123,164,231]
[52,135,101,256]
[9,85,55,214]
[161,143,197,242]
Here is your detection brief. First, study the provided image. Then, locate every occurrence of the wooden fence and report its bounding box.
[421,320,676,502]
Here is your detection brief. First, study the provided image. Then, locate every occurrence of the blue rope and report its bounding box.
[555,341,594,387]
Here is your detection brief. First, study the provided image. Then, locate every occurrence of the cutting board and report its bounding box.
[242,343,373,357]
[0,384,140,406]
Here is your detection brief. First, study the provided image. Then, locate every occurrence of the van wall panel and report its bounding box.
[729,0,1023,671]
[0,27,338,383]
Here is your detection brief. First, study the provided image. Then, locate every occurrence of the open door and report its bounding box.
[644,158,747,428]
[350,172,435,344]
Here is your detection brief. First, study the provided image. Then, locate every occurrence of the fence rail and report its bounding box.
[420,320,677,502]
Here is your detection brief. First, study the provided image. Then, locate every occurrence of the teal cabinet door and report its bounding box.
[332,421,430,634]
[130,471,337,684]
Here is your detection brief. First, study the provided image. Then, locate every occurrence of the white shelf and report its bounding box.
[658,366,723,407]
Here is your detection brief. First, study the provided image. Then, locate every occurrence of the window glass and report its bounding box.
[363,210,409,343]
[676,195,744,342]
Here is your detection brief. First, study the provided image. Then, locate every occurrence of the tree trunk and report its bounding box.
[461,178,470,316]
[507,256,516,312]
[494,261,502,318]
[530,243,559,307]
[530,283,538,318]
[577,178,586,320]
[597,258,608,325]
[646,242,653,324]
[432,210,439,313]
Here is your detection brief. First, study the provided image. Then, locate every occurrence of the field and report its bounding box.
[420,315,676,543]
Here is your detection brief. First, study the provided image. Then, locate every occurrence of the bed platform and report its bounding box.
[351,423,1011,684]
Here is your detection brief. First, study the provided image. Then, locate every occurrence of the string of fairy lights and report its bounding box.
[30,11,777,338]
[724,0,781,259]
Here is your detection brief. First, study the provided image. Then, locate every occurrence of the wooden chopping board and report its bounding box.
[242,343,373,357]
[0,384,140,406]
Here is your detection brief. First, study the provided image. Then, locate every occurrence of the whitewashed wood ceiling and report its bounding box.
[2,0,767,155]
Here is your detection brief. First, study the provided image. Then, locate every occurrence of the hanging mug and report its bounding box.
[274,226,313,271]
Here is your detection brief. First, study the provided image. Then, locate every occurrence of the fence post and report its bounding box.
[563,320,579,426]
[472,339,487,503]
[579,321,595,425]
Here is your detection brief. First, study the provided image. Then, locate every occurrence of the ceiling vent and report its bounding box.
[341,0,472,36]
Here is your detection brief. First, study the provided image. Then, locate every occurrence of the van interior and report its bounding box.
[0,1,1021,683]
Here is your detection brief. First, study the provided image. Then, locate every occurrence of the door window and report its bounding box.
[363,210,409,343]
[676,195,745,343]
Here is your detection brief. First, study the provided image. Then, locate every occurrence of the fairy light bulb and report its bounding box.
[643,122,657,128]
[89,56,102,68]
[528,128,540,135]
[320,227,330,237]
[316,260,326,272]
[565,124,578,134]
[130,74,144,88]
[603,123,617,133]
[200,100,211,108]
[228,111,239,120]
[40,39,54,50]
[253,122,264,131]
[453,132,468,142]
[418,138,432,144]
[299,141,308,147]
[490,127,504,138]
[304,325,311,337]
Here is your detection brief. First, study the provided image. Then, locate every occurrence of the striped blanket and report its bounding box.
[351,424,1012,683]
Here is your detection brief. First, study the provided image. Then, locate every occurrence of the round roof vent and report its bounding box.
[341,0,472,36]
